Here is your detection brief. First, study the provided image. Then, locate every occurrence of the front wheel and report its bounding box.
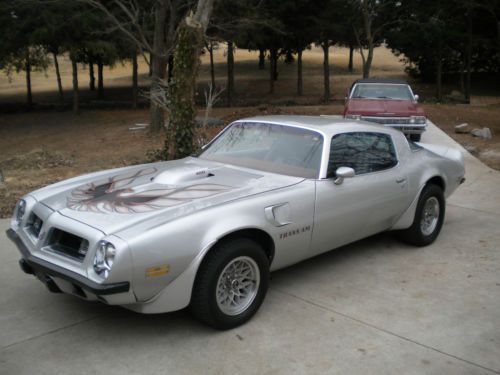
[396,184,445,246]
[190,238,269,329]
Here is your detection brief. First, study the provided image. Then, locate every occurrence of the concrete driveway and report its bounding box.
[1,123,499,375]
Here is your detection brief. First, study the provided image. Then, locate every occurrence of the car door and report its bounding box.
[310,131,409,255]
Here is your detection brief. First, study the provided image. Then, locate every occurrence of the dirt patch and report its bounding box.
[0,149,75,170]
[423,103,500,170]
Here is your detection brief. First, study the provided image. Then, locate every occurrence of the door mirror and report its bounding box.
[414,94,419,102]
[334,166,355,185]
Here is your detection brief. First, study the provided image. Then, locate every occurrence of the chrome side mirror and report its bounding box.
[334,167,355,185]
[414,94,419,102]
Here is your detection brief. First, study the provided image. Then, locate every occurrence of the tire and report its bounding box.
[410,134,421,142]
[190,238,269,329]
[396,184,445,246]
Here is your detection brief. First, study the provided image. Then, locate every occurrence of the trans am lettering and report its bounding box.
[67,167,232,214]
[279,225,311,239]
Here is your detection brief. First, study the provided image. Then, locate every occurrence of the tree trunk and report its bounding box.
[208,41,215,88]
[363,50,373,78]
[149,52,153,77]
[227,41,234,106]
[459,56,465,94]
[132,51,138,109]
[167,54,174,82]
[348,44,354,73]
[149,1,168,133]
[97,60,104,98]
[497,20,500,51]
[297,48,303,96]
[269,47,278,94]
[165,0,215,159]
[322,40,330,104]
[361,0,373,78]
[71,56,79,114]
[464,11,472,104]
[25,49,33,107]
[53,52,64,106]
[89,59,96,91]
[271,48,278,80]
[436,37,443,102]
[258,48,265,70]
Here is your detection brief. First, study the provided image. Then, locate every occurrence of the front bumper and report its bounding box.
[383,124,426,134]
[6,229,130,296]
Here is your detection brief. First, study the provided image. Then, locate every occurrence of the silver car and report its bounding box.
[7,116,465,329]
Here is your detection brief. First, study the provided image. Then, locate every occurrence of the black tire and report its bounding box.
[396,184,445,246]
[410,134,421,142]
[190,238,269,329]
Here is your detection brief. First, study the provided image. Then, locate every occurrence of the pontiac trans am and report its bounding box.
[7,116,465,329]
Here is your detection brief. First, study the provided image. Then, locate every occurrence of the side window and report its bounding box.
[328,132,398,177]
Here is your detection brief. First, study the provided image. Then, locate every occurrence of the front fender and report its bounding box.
[124,209,273,314]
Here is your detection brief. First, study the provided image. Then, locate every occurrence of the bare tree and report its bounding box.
[83,0,190,132]
[352,0,398,78]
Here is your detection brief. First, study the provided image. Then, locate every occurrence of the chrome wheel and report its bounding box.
[216,256,260,316]
[420,197,440,236]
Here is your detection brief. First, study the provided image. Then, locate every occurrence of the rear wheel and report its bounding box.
[410,134,421,142]
[396,184,445,246]
[190,238,269,329]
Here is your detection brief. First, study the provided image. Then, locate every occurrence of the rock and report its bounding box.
[479,150,500,162]
[464,145,479,156]
[0,169,3,184]
[471,128,492,139]
[455,123,470,133]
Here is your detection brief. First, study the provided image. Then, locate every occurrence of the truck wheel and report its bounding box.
[396,184,445,246]
[190,238,269,329]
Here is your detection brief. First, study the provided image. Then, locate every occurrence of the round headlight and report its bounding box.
[94,241,116,278]
[16,199,26,223]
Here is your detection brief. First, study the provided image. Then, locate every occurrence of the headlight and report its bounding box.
[16,199,26,223]
[409,116,426,124]
[346,114,362,120]
[93,241,116,278]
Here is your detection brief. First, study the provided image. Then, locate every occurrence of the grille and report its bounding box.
[27,213,43,238]
[361,116,411,125]
[46,229,89,261]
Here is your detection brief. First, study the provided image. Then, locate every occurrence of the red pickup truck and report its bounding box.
[343,78,427,141]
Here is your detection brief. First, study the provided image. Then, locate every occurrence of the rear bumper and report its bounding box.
[6,229,130,296]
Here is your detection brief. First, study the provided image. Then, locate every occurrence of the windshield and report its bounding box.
[199,122,324,178]
[351,83,413,100]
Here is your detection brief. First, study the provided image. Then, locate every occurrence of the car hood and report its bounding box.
[346,98,424,116]
[32,157,303,235]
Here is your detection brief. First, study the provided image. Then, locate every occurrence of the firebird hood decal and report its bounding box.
[34,157,304,235]
[67,167,232,214]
